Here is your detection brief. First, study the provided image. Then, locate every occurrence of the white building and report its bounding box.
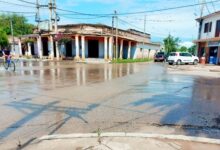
[20,24,161,61]
[194,11,220,65]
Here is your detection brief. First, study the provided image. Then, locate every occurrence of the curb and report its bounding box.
[39,132,220,145]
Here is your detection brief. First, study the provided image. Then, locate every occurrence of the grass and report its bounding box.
[112,58,153,64]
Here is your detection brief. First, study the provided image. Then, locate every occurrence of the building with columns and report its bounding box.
[19,24,161,61]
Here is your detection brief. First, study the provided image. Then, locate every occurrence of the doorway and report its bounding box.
[88,40,99,58]
[42,38,49,56]
[31,43,35,55]
[65,41,72,57]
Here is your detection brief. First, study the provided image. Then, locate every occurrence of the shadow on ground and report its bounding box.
[128,76,220,138]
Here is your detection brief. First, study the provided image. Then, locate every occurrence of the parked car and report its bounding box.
[167,52,199,65]
[154,52,166,62]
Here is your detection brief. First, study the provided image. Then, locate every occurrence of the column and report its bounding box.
[127,41,131,59]
[49,35,54,60]
[75,35,80,60]
[217,47,220,64]
[108,37,113,60]
[55,41,60,60]
[81,36,85,60]
[120,39,124,59]
[37,36,43,59]
[104,37,108,60]
[27,42,31,56]
[61,42,66,57]
[72,40,75,56]
[18,38,22,56]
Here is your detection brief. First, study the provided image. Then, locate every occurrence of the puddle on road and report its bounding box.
[0,62,143,90]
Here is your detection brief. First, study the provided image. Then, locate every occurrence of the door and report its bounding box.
[179,53,187,62]
[185,53,193,62]
[88,40,99,58]
[66,41,72,57]
[215,20,220,37]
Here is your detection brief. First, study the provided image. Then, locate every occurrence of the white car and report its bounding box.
[168,52,199,65]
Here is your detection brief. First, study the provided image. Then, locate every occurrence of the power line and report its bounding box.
[118,17,169,37]
[0,10,35,14]
[0,0,36,8]
[59,14,110,20]
[16,0,36,5]
[118,18,144,31]
[56,0,220,16]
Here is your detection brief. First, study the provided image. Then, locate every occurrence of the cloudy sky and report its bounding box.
[1,0,220,46]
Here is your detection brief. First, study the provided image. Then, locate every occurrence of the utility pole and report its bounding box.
[199,0,206,18]
[53,0,58,33]
[10,19,15,54]
[36,0,40,32]
[112,15,115,59]
[53,0,60,60]
[49,0,53,31]
[115,10,118,59]
[142,15,146,59]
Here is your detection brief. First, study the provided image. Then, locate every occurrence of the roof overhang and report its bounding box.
[196,11,220,22]
[193,37,220,43]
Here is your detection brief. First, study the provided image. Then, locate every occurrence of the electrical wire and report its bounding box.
[16,0,36,5]
[0,0,36,8]
[59,14,111,20]
[118,18,144,31]
[56,0,220,16]
[0,10,35,14]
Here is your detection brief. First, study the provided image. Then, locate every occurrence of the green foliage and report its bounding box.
[112,58,152,64]
[0,28,9,48]
[179,46,188,52]
[188,45,196,55]
[0,14,34,36]
[163,34,180,53]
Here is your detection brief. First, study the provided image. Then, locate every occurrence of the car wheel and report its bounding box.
[176,60,181,65]
[193,59,198,65]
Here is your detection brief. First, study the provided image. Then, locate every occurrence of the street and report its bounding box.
[0,61,220,149]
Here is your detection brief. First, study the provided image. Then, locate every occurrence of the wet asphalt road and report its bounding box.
[0,61,220,148]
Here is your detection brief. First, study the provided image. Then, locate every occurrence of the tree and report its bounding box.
[163,34,180,53]
[179,46,188,52]
[188,45,196,55]
[0,14,34,36]
[0,28,9,49]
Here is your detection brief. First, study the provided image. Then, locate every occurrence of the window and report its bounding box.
[170,53,177,56]
[209,22,212,32]
[204,22,212,33]
[215,20,220,37]
[186,53,192,57]
[204,23,209,33]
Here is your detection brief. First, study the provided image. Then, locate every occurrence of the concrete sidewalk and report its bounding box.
[14,133,220,150]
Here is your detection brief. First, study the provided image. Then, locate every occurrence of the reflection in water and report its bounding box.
[15,62,140,89]
[192,77,220,112]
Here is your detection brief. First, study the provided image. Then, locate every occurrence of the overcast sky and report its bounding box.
[1,0,220,46]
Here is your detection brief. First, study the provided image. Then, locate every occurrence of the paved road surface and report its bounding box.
[0,61,220,149]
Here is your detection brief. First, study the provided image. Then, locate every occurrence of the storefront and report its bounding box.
[196,40,220,65]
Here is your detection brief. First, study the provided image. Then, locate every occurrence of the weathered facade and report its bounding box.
[19,24,161,61]
[194,11,220,65]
